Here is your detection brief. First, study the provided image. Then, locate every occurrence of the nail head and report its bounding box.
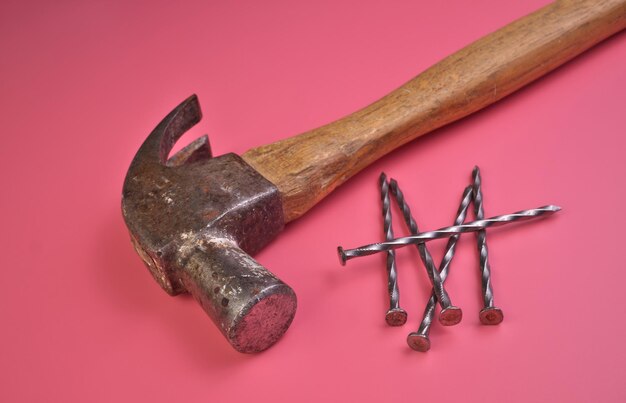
[407,333,431,352]
[385,308,408,326]
[439,306,463,326]
[479,307,504,325]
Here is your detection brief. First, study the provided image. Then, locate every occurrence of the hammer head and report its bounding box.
[122,95,296,353]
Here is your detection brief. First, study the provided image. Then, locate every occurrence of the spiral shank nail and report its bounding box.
[415,186,473,339]
[472,167,495,309]
[339,205,561,260]
[380,174,400,311]
[389,179,452,309]
[415,295,437,336]
[438,187,473,282]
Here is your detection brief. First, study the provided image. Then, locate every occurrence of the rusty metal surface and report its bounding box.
[122,95,296,353]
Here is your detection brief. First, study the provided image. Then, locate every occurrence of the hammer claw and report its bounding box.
[136,94,203,167]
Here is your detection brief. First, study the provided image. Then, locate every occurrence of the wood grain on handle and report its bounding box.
[242,0,626,222]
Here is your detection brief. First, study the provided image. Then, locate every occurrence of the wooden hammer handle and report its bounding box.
[242,0,626,222]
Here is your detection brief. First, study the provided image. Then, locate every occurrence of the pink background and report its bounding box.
[1,1,625,401]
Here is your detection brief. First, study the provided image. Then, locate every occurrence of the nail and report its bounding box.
[472,166,503,325]
[389,179,461,326]
[380,173,407,326]
[338,205,560,262]
[407,186,473,351]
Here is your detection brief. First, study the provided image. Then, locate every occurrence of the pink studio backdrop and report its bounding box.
[1,1,625,402]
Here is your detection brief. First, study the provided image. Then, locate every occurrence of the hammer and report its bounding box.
[122,0,625,353]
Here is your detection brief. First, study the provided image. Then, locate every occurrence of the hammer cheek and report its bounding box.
[129,232,181,295]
